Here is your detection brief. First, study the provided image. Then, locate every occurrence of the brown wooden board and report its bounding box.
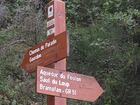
[36,66,104,102]
[21,32,68,73]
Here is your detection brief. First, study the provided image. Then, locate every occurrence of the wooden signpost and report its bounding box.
[21,0,103,104]
[37,66,103,102]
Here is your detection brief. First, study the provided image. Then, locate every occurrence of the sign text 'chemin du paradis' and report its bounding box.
[21,32,68,73]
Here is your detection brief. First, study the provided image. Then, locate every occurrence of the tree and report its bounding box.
[0,0,140,105]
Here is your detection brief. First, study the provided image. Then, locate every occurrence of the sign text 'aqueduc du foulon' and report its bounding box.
[37,66,104,102]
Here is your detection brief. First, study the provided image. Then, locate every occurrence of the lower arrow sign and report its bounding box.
[36,66,104,102]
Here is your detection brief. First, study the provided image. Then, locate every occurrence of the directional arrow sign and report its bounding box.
[36,66,104,102]
[21,32,68,73]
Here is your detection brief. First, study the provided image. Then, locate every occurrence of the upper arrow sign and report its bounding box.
[21,32,68,73]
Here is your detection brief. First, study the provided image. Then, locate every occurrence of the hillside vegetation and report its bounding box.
[0,0,140,105]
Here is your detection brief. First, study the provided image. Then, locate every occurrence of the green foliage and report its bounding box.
[67,1,140,105]
[0,0,140,105]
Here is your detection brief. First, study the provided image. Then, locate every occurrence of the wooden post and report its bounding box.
[47,59,67,105]
[46,0,67,104]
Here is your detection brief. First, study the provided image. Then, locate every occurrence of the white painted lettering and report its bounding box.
[29,48,40,56]
[40,70,58,78]
[67,74,81,82]
[52,79,58,85]
[45,39,57,48]
[29,54,42,63]
[40,76,50,83]
[47,19,55,28]
[47,27,55,36]
[40,84,62,93]
[59,80,70,87]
